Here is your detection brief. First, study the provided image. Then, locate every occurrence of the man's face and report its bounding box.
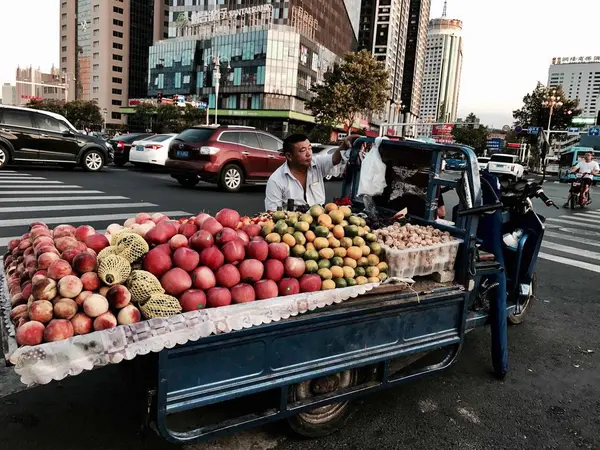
[584,152,593,162]
[286,139,312,169]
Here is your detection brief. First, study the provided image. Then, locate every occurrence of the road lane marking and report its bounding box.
[0,176,45,180]
[573,211,600,217]
[0,196,129,203]
[0,180,62,184]
[538,252,600,273]
[546,218,599,229]
[0,190,104,195]
[541,241,600,261]
[0,202,157,214]
[0,185,82,189]
[544,231,600,248]
[0,211,190,228]
[558,215,599,224]
[557,227,600,236]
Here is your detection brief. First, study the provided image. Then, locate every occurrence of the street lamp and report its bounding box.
[394,99,406,136]
[542,89,564,141]
[205,55,230,125]
[61,71,76,102]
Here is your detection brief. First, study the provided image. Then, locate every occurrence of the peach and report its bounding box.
[29,300,54,323]
[31,277,57,301]
[35,245,59,257]
[84,233,110,253]
[16,321,45,346]
[53,224,76,238]
[106,285,131,309]
[60,247,81,264]
[73,252,97,274]
[75,225,96,242]
[10,304,29,323]
[83,294,109,318]
[57,275,83,298]
[10,293,26,308]
[99,286,110,297]
[74,290,93,306]
[53,298,78,320]
[80,272,100,292]
[47,259,72,280]
[37,252,60,270]
[43,319,74,342]
[93,312,117,331]
[54,236,78,253]
[71,313,93,335]
[117,304,141,325]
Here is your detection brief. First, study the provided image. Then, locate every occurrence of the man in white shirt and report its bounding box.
[265,134,358,211]
[568,151,599,205]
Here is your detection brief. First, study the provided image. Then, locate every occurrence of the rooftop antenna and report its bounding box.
[442,0,447,17]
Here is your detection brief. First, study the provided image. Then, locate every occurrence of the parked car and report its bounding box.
[445,157,467,170]
[0,105,113,171]
[477,157,491,171]
[129,133,177,168]
[108,132,155,166]
[487,154,524,180]
[165,125,284,192]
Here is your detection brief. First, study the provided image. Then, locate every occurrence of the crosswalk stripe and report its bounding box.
[574,211,600,217]
[0,176,45,180]
[0,185,82,189]
[0,196,129,203]
[546,218,599,229]
[538,252,600,273]
[544,231,600,248]
[0,180,63,184]
[0,170,18,173]
[0,190,104,195]
[557,227,600,236]
[0,211,190,228]
[0,202,157,214]
[558,215,599,224]
[541,241,600,261]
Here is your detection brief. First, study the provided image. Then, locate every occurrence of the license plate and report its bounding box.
[176,150,189,158]
[496,164,505,168]
[136,145,144,151]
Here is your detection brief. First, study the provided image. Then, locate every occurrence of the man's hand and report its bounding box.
[333,135,361,165]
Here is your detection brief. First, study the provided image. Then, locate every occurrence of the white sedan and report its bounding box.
[129,133,177,167]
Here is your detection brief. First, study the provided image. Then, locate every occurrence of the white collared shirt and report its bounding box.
[265,153,335,211]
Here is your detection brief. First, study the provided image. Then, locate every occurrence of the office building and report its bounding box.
[59,0,166,127]
[358,0,410,129]
[548,56,600,125]
[14,66,65,106]
[132,3,358,137]
[1,84,17,106]
[419,4,463,136]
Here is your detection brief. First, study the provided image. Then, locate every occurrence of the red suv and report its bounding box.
[165,125,285,192]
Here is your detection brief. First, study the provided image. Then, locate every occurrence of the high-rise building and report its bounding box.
[548,56,600,125]
[358,0,410,128]
[1,84,17,106]
[419,2,463,135]
[400,0,431,136]
[59,0,166,127]
[14,66,65,106]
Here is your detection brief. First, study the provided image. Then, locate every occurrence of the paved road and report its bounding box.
[0,165,599,450]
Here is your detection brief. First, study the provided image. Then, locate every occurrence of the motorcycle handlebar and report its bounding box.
[536,188,559,209]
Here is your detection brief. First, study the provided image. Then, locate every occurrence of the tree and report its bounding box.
[155,104,180,133]
[180,104,204,130]
[451,113,489,153]
[129,102,156,132]
[26,98,65,116]
[306,49,389,131]
[63,100,103,129]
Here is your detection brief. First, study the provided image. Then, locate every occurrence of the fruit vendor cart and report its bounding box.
[0,139,530,445]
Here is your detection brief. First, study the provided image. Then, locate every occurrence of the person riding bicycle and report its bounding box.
[566,151,599,206]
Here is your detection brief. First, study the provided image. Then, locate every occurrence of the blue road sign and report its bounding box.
[589,127,600,136]
[197,101,208,110]
[528,126,541,135]
[567,127,580,136]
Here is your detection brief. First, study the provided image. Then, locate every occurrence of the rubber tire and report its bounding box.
[81,149,104,172]
[0,145,9,169]
[508,272,536,325]
[219,163,244,193]
[287,369,358,438]
[176,177,199,189]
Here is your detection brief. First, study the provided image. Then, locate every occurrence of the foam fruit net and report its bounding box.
[113,232,149,263]
[97,246,120,261]
[139,293,182,319]
[97,254,132,286]
[126,270,165,304]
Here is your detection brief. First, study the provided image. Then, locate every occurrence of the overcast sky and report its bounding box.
[0,0,598,127]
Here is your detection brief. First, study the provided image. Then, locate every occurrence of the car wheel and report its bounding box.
[220,164,244,192]
[176,177,199,188]
[0,145,9,169]
[82,149,104,172]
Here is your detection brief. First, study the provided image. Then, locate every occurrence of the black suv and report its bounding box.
[0,105,113,171]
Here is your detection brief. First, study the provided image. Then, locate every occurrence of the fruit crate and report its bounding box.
[382,239,463,279]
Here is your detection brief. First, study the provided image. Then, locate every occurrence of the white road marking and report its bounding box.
[558,215,599,224]
[0,180,62,184]
[0,176,44,180]
[541,241,600,261]
[0,211,189,228]
[0,202,157,214]
[546,218,599,229]
[0,170,17,173]
[544,231,600,248]
[0,185,82,189]
[557,227,600,237]
[0,196,129,203]
[574,211,600,217]
[538,252,600,273]
[0,190,104,195]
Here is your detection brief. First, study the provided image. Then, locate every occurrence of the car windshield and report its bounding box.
[478,158,490,162]
[148,134,174,142]
[176,128,214,143]
[490,155,515,163]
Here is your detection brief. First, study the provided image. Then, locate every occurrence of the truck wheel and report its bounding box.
[287,369,358,438]
[508,272,536,325]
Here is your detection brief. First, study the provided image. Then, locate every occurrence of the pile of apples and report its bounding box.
[139,208,322,311]
[4,223,142,347]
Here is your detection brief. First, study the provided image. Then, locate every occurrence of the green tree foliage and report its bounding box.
[155,104,181,133]
[306,49,389,131]
[25,98,103,129]
[451,113,489,153]
[129,102,156,131]
[180,104,205,129]
[26,98,65,115]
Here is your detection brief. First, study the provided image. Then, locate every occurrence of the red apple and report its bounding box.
[179,289,207,312]
[278,278,300,296]
[264,259,285,282]
[215,227,238,246]
[206,287,231,308]
[254,279,279,300]
[299,274,322,293]
[215,264,241,289]
[247,239,269,261]
[143,247,173,277]
[231,283,256,303]
[268,243,289,261]
[238,259,264,283]
[173,247,200,272]
[190,266,217,290]
[199,246,224,270]
[284,257,306,278]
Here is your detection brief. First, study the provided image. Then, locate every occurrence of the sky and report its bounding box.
[1,0,599,127]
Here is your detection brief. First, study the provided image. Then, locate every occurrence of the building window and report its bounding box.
[61,13,67,19]
[112,66,123,73]
[93,53,99,60]
[61,57,67,63]
[113,19,123,27]
[61,46,67,52]
[111,99,122,106]
[93,41,99,48]
[93,17,99,24]
[112,88,122,95]
[61,35,67,42]
[113,6,123,14]
[112,77,122,84]
[174,72,182,89]
[113,31,123,38]
[157,73,164,89]
[61,24,67,31]
[111,112,121,120]
[113,42,123,50]
[93,64,99,71]
[93,29,99,37]
[93,87,99,93]
[93,76,99,82]
[93,4,99,12]
[113,54,123,61]
[61,1,67,8]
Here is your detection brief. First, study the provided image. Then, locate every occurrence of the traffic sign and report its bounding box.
[528,126,541,135]
[589,127,600,136]
[196,101,208,110]
[567,127,580,136]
